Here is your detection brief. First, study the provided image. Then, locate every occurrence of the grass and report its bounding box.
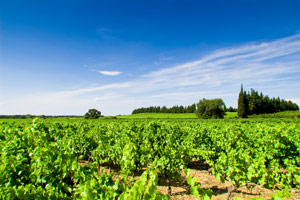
[248,110,300,118]
[225,112,238,118]
[117,112,237,119]
[117,113,197,119]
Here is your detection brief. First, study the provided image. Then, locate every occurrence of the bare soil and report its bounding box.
[156,161,300,200]
[87,160,300,200]
[156,169,274,200]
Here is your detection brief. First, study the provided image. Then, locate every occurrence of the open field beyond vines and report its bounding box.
[116,112,238,119]
[1,116,300,199]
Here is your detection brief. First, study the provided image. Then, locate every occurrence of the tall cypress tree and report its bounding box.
[238,84,248,118]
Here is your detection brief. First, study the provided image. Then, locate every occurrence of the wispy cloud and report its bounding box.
[97,70,122,76]
[56,83,130,97]
[136,34,300,93]
[154,56,173,65]
[159,56,173,61]
[2,33,300,115]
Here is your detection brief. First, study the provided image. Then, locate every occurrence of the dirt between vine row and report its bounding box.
[157,169,272,200]
[90,160,300,200]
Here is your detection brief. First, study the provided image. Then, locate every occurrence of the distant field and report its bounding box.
[117,112,237,119]
[225,112,237,118]
[117,113,197,119]
[248,110,300,118]
[116,111,300,119]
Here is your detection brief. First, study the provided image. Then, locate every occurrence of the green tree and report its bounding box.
[227,106,237,112]
[84,109,101,119]
[195,98,226,119]
[237,85,248,118]
[248,89,260,114]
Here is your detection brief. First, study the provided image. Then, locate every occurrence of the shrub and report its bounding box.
[195,98,226,119]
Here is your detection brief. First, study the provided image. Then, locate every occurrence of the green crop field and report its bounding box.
[116,112,237,119]
[1,116,300,199]
[117,113,197,119]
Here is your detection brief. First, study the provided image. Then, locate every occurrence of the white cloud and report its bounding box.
[54,83,130,97]
[289,98,300,106]
[97,70,122,76]
[1,33,300,115]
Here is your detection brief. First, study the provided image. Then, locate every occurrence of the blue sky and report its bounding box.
[1,0,300,115]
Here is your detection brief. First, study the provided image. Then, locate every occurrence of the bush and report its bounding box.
[195,98,226,119]
[84,109,101,119]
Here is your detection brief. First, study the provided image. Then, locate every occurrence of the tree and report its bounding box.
[84,109,101,119]
[237,85,248,118]
[248,89,260,114]
[195,98,226,119]
[238,86,299,116]
[227,106,237,112]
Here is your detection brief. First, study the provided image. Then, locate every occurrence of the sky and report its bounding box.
[0,0,300,116]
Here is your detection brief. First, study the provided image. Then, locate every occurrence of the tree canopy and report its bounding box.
[132,104,196,114]
[84,109,101,119]
[195,98,226,119]
[237,85,299,118]
[237,85,248,118]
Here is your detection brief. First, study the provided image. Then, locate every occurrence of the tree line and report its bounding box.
[132,104,237,114]
[238,85,299,118]
[132,104,197,114]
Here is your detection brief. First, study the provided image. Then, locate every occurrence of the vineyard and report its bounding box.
[0,118,300,199]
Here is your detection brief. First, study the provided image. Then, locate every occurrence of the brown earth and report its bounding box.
[156,169,273,200]
[156,161,300,200]
[84,160,300,200]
